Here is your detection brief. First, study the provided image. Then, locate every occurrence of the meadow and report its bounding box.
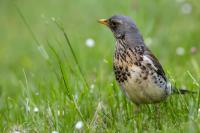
[0,0,200,132]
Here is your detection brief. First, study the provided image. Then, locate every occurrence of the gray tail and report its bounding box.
[172,87,196,94]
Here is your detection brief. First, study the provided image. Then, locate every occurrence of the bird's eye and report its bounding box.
[111,22,117,27]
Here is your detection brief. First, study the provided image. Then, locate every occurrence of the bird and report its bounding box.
[99,15,193,111]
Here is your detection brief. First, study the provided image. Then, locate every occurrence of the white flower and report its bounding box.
[90,84,95,89]
[13,131,20,133]
[198,108,200,117]
[85,38,95,47]
[90,84,95,93]
[75,121,83,129]
[176,47,185,56]
[52,131,59,133]
[33,107,39,113]
[181,3,192,14]
[10,125,24,133]
[145,37,153,46]
[57,110,60,116]
[62,110,65,116]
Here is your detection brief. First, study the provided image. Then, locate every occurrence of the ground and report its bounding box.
[0,0,200,132]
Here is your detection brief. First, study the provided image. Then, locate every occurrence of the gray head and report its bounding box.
[99,15,140,38]
[99,15,144,46]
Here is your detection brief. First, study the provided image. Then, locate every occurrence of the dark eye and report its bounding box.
[111,21,117,27]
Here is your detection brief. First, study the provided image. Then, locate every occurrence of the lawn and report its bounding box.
[0,0,200,132]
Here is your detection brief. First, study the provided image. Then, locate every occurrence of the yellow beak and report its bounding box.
[98,19,108,26]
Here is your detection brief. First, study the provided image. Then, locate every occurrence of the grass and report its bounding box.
[0,0,200,132]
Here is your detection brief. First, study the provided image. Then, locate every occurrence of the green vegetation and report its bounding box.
[0,0,200,132]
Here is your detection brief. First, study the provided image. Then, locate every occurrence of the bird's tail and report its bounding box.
[172,87,196,94]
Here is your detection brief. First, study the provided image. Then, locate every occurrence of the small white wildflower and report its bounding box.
[85,38,95,47]
[62,110,65,116]
[181,3,192,14]
[52,131,59,133]
[145,37,153,46]
[90,84,95,89]
[103,59,109,64]
[33,107,39,113]
[10,125,24,133]
[13,131,20,133]
[37,45,49,60]
[57,110,60,116]
[75,121,83,129]
[90,84,94,93]
[176,47,185,56]
[198,108,200,117]
[181,85,186,90]
[51,17,56,22]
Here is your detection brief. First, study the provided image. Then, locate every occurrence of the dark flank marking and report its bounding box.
[137,80,142,84]
[122,72,126,76]
[141,65,146,70]
[117,54,119,60]
[126,51,131,59]
[138,56,143,61]
[119,58,123,63]
[143,76,147,80]
[124,76,127,80]
[147,63,151,66]
[134,62,141,66]
[128,47,134,54]
[125,66,128,72]
[121,54,126,61]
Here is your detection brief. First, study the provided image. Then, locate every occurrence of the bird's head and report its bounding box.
[99,15,139,39]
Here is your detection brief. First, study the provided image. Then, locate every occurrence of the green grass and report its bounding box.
[0,0,200,132]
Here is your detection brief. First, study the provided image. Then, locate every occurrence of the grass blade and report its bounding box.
[53,20,89,89]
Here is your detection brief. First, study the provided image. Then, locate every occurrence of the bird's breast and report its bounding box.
[113,48,169,104]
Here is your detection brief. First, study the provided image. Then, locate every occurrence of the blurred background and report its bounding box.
[0,0,200,131]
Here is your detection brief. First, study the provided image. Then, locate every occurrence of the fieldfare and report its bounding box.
[99,15,192,109]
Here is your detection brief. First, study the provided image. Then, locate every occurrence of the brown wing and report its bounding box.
[143,48,167,81]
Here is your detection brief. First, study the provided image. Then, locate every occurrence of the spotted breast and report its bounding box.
[113,39,171,105]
